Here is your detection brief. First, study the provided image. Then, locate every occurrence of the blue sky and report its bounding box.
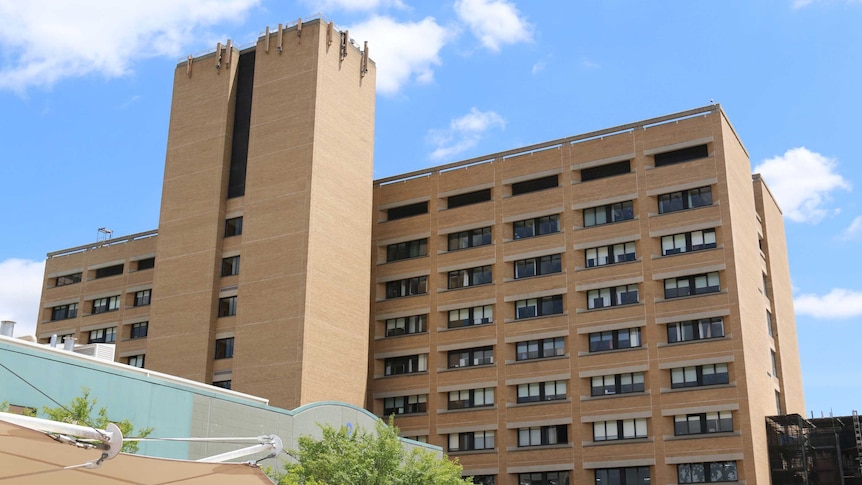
[1,0,860,415]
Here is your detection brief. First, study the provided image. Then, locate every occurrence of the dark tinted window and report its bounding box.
[448,189,491,209]
[654,144,708,167]
[512,175,558,196]
[387,202,428,221]
[136,258,155,270]
[581,160,630,182]
[95,264,123,279]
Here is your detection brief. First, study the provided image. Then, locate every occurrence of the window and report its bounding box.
[470,476,495,485]
[448,346,494,368]
[385,276,427,299]
[674,411,733,435]
[212,380,232,389]
[658,186,712,214]
[384,394,427,415]
[385,314,427,336]
[92,296,121,314]
[517,380,567,403]
[51,303,78,321]
[511,175,558,196]
[678,461,738,483]
[448,305,493,328]
[518,425,568,447]
[664,272,720,299]
[386,238,428,262]
[215,337,234,359]
[127,355,145,368]
[224,217,243,237]
[136,258,155,271]
[514,254,562,279]
[586,242,636,267]
[448,387,494,410]
[766,310,774,338]
[515,295,564,319]
[448,227,492,251]
[513,214,560,239]
[775,391,782,414]
[516,338,564,361]
[594,467,650,485]
[589,328,641,352]
[581,160,631,182]
[771,350,778,377]
[584,201,634,227]
[88,327,116,343]
[130,321,148,339]
[218,296,237,317]
[661,229,717,255]
[384,354,427,376]
[387,201,428,221]
[134,289,151,307]
[667,317,725,343]
[587,285,639,309]
[448,265,492,289]
[221,256,240,276]
[448,431,494,452]
[763,272,769,297]
[95,264,124,279]
[654,144,708,167]
[591,372,644,396]
[402,435,427,443]
[519,471,570,485]
[55,273,82,287]
[448,189,491,209]
[670,364,729,388]
[593,419,648,441]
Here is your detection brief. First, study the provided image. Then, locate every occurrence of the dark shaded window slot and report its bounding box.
[511,175,558,196]
[448,189,491,209]
[581,160,631,182]
[387,201,428,221]
[95,264,124,279]
[654,144,708,167]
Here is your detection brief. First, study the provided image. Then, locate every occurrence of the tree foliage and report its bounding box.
[41,387,153,454]
[272,417,473,485]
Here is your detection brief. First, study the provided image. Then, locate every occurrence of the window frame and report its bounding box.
[94,264,124,279]
[514,254,562,279]
[448,430,495,452]
[385,276,428,299]
[670,363,729,389]
[591,372,645,397]
[130,321,148,339]
[448,346,494,369]
[588,327,642,353]
[88,327,117,344]
[92,295,121,314]
[664,272,720,299]
[51,303,78,321]
[448,387,494,410]
[384,354,427,376]
[516,337,565,361]
[674,411,733,436]
[677,461,738,483]
[511,175,558,196]
[594,466,650,485]
[55,273,82,287]
[448,305,493,329]
[386,238,428,262]
[658,186,713,214]
[518,425,568,447]
[224,217,243,237]
[447,189,492,209]
[448,265,492,289]
[127,355,145,368]
[667,317,725,343]
[587,284,639,309]
[519,471,570,485]
[583,200,634,227]
[385,314,427,336]
[516,380,567,403]
[221,255,240,276]
[214,337,235,359]
[218,296,237,317]
[661,229,717,256]
[515,295,564,320]
[134,289,151,307]
[593,418,648,441]
[585,242,636,268]
[384,394,428,415]
[387,201,429,221]
[513,214,560,240]
[448,226,492,251]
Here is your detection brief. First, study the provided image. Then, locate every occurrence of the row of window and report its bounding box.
[384,144,709,222]
[466,459,735,485]
[386,312,726,349]
[50,290,153,321]
[442,412,734,452]
[53,321,149,345]
[383,362,730,410]
[51,258,155,288]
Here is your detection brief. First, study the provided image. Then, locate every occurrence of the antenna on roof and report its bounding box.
[97,227,113,242]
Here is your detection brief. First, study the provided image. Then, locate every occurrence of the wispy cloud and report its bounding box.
[531,60,546,75]
[302,0,406,12]
[428,107,505,161]
[841,216,862,240]
[795,288,862,319]
[0,0,259,94]
[454,0,533,52]
[580,58,600,70]
[753,147,850,223]
[349,15,451,95]
[0,258,45,337]
[120,95,142,110]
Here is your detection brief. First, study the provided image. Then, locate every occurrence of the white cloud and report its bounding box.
[795,288,862,319]
[453,0,532,52]
[0,258,45,338]
[349,15,450,95]
[841,216,862,240]
[793,0,862,8]
[753,147,850,223]
[303,0,406,11]
[428,107,505,160]
[531,60,546,75]
[0,0,259,93]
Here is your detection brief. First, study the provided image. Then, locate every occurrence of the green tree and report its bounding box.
[272,417,473,485]
[41,387,153,454]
